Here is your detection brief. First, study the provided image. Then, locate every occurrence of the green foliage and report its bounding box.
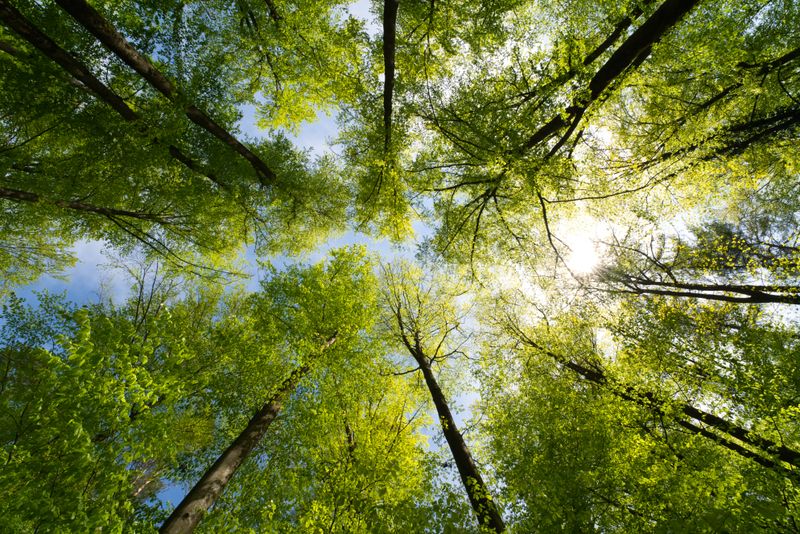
[200,361,431,533]
[0,0,358,284]
[0,290,216,531]
[2,0,800,531]
[482,314,800,531]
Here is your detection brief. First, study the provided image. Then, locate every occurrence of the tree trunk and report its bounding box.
[0,3,225,189]
[382,0,398,151]
[610,278,800,305]
[54,0,277,186]
[586,0,699,100]
[160,335,336,534]
[562,354,800,470]
[521,0,700,152]
[0,0,136,121]
[673,417,795,476]
[581,2,652,66]
[416,355,506,533]
[263,0,281,23]
[0,186,175,223]
[517,335,800,475]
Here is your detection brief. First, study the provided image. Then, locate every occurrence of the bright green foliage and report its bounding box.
[199,362,431,533]
[337,0,527,241]
[399,0,799,267]
[612,297,800,457]
[481,314,800,531]
[0,289,220,531]
[0,249,437,531]
[3,0,800,531]
[159,248,451,531]
[0,0,356,283]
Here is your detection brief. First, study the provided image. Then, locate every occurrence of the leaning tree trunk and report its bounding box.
[416,354,506,533]
[515,333,800,477]
[160,336,336,534]
[54,0,277,186]
[0,0,224,189]
[520,0,700,153]
[0,0,135,120]
[610,278,800,305]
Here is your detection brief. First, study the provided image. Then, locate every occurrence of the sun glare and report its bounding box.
[559,215,604,275]
[565,234,600,274]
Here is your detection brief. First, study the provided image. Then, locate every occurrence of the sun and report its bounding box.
[558,214,604,275]
[565,233,600,274]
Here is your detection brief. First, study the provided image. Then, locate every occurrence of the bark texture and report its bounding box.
[160,335,337,534]
[382,0,399,151]
[521,0,700,152]
[0,3,225,189]
[417,355,506,532]
[0,0,136,121]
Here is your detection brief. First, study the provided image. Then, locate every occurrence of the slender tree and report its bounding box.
[382,264,506,532]
[160,336,337,534]
[162,248,379,532]
[55,0,278,186]
[598,213,800,305]
[507,322,800,474]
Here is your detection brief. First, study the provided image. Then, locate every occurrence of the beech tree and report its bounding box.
[161,247,382,532]
[382,264,505,532]
[597,193,800,305]
[2,0,800,531]
[0,279,228,531]
[481,307,800,530]
[0,0,358,281]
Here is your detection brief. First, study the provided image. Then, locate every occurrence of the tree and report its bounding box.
[162,247,381,532]
[0,280,228,531]
[0,0,357,282]
[597,203,800,305]
[382,263,505,532]
[3,0,800,531]
[481,307,800,530]
[195,339,434,533]
[400,0,799,271]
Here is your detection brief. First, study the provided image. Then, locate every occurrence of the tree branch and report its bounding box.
[54,0,277,186]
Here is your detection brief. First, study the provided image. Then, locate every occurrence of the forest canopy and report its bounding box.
[1,0,799,531]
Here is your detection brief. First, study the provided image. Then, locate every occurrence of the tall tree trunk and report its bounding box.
[672,417,795,476]
[607,276,800,305]
[521,0,700,152]
[0,2,225,190]
[160,335,337,534]
[561,351,800,470]
[490,2,650,155]
[613,285,800,305]
[54,0,277,186]
[382,0,398,152]
[581,1,653,67]
[585,0,698,100]
[0,186,176,223]
[263,0,281,23]
[416,354,506,533]
[0,0,135,121]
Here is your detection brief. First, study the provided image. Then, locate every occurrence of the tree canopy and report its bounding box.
[1,0,800,531]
